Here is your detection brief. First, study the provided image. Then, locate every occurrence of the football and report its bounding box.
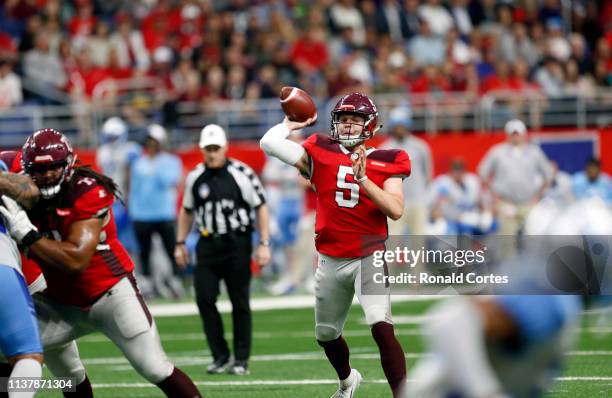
[279,86,317,123]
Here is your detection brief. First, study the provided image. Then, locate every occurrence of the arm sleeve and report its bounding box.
[478,148,496,180]
[389,150,412,179]
[73,186,114,221]
[535,147,553,182]
[260,123,306,165]
[0,151,19,172]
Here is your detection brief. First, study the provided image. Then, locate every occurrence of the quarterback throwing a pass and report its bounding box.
[261,93,410,397]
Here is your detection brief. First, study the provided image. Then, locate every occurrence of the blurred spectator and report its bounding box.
[499,21,541,67]
[418,0,453,37]
[450,0,473,36]
[290,25,329,75]
[23,31,67,101]
[88,20,112,67]
[571,157,612,204]
[538,0,563,26]
[564,58,597,98]
[428,158,494,235]
[401,0,422,38]
[546,18,570,61]
[381,104,432,235]
[67,46,111,100]
[408,19,446,67]
[534,56,565,97]
[329,0,366,46]
[0,60,22,110]
[569,33,593,75]
[478,119,552,251]
[109,13,150,72]
[375,0,413,43]
[69,0,97,40]
[18,15,42,54]
[129,124,184,298]
[410,64,451,95]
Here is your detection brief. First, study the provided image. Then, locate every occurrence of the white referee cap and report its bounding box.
[504,119,527,135]
[199,124,227,148]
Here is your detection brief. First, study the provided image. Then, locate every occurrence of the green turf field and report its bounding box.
[35,299,612,397]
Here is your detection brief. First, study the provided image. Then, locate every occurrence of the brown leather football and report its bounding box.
[279,86,317,123]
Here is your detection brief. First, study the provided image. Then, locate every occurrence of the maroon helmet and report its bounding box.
[22,128,76,198]
[330,92,381,147]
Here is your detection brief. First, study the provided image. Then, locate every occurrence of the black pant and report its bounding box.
[194,233,252,362]
[133,220,180,277]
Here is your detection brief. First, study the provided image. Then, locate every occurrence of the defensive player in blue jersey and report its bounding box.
[405,197,612,398]
[0,160,43,398]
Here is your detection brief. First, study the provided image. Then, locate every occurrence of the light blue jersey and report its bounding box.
[0,217,42,357]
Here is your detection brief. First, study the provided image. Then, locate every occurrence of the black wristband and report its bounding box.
[21,229,42,247]
[176,241,186,245]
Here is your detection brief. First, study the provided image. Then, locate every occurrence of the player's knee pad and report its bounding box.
[134,355,174,384]
[44,344,86,384]
[127,331,174,384]
[315,324,340,342]
[364,304,391,326]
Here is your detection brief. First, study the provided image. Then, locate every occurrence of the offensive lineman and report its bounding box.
[260,93,410,397]
[0,129,202,398]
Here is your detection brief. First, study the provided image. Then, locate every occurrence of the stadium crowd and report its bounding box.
[0,0,611,114]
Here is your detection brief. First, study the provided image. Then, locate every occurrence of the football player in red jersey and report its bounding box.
[261,93,410,398]
[0,149,93,398]
[0,129,202,398]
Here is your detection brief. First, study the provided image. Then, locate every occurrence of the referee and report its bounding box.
[174,124,271,376]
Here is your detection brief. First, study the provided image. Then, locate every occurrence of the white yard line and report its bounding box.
[82,349,612,367]
[91,377,612,389]
[148,295,442,317]
[78,328,423,343]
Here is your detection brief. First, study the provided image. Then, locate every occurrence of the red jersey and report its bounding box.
[27,173,135,307]
[303,134,411,258]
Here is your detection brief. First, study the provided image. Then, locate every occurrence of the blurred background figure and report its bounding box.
[406,197,612,398]
[543,160,573,205]
[128,124,184,299]
[478,119,552,257]
[381,103,432,236]
[0,59,22,110]
[571,157,612,205]
[96,116,141,254]
[262,131,306,296]
[427,158,495,236]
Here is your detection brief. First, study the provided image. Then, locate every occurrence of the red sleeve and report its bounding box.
[302,133,318,157]
[0,150,22,173]
[389,150,411,179]
[72,184,114,221]
[301,134,321,181]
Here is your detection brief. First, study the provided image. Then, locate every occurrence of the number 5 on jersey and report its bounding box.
[335,165,359,208]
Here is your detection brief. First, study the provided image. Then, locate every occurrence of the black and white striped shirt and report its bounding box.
[183,159,266,236]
